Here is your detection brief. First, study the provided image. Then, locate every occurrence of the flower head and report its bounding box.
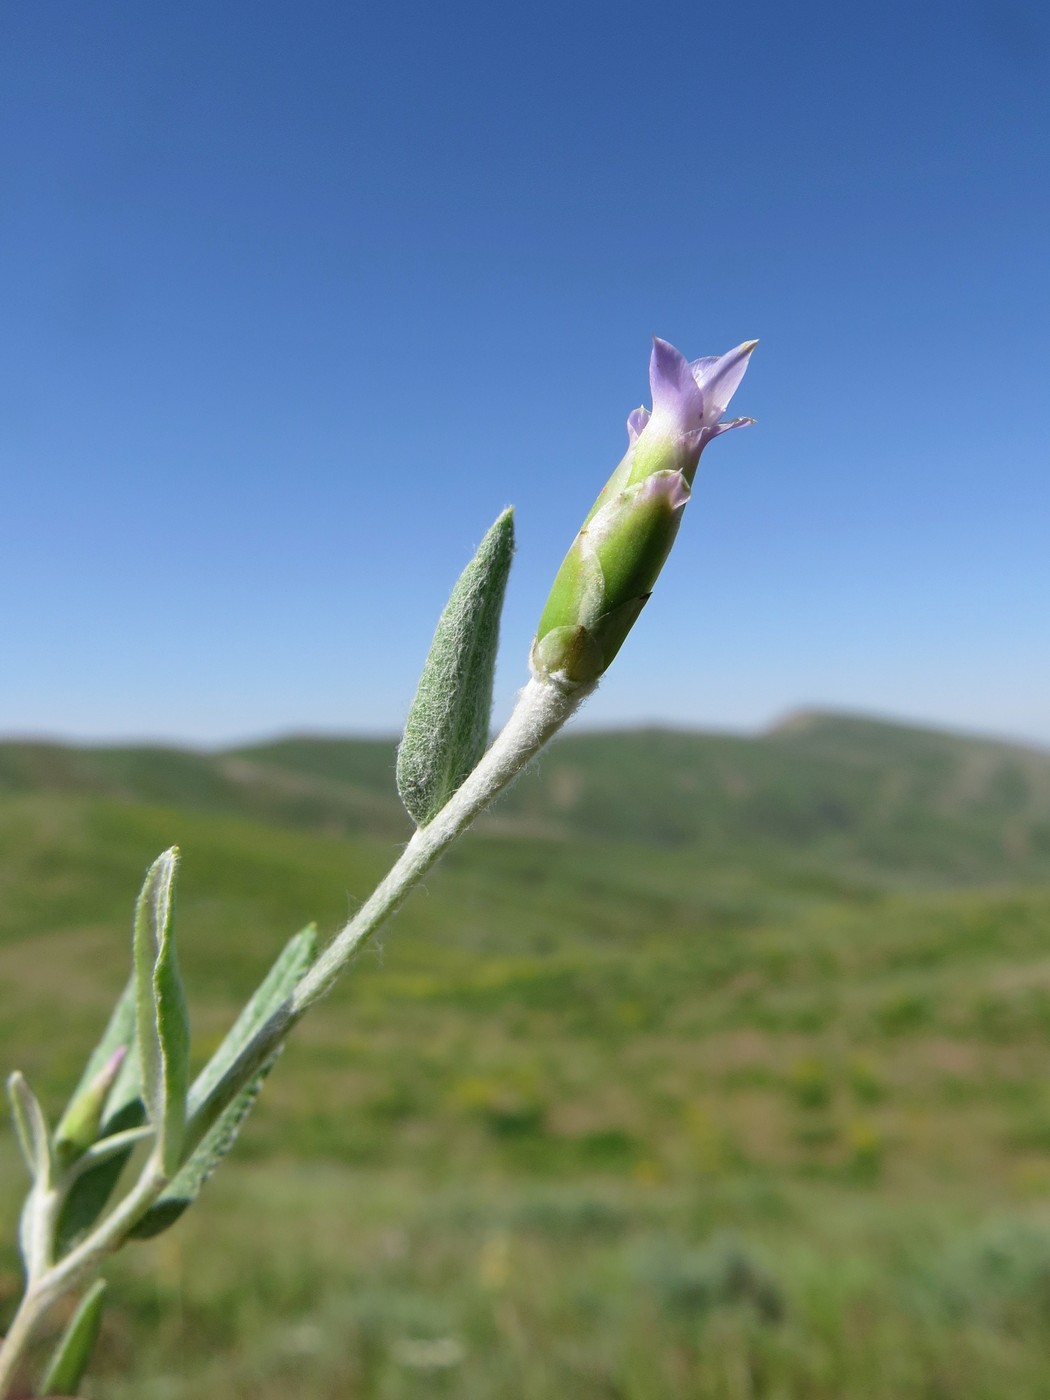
[531,335,756,688]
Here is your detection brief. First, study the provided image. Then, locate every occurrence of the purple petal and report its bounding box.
[704,415,755,442]
[637,468,692,513]
[626,405,651,444]
[691,341,758,420]
[649,338,706,435]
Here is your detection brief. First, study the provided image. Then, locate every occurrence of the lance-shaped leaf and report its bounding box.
[7,1071,54,1187]
[39,1278,107,1397]
[56,949,148,1255]
[397,508,514,827]
[133,848,190,1177]
[129,926,317,1240]
[61,977,136,1119]
[186,924,316,1125]
[58,974,143,1137]
[129,1058,274,1241]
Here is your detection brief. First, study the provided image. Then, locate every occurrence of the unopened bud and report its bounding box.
[55,1045,127,1164]
[531,336,756,688]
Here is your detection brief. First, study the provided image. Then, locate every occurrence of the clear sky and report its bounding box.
[2,0,1047,747]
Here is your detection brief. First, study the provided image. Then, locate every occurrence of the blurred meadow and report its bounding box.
[4,712,1050,1397]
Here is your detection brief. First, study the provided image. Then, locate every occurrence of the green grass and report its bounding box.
[2,713,1050,1396]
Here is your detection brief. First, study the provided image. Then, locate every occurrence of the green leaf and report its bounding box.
[52,979,150,1256]
[129,1061,274,1241]
[129,926,317,1240]
[68,1125,153,1178]
[133,848,190,1177]
[397,508,514,827]
[188,925,317,1122]
[58,975,137,1133]
[6,1071,54,1186]
[61,974,146,1136]
[39,1278,106,1396]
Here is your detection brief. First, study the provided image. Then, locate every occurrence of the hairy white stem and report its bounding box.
[293,676,590,1012]
[184,677,592,1153]
[40,1158,168,1302]
[0,1155,167,1397]
[0,1291,39,1398]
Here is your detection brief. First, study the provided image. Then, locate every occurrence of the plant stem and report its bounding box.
[292,676,588,1012]
[0,1287,47,1398]
[0,1158,168,1398]
[187,677,590,1143]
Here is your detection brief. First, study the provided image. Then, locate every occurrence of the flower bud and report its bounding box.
[54,1045,126,1165]
[530,336,756,688]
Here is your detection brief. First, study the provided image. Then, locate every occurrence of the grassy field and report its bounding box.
[2,713,1050,1397]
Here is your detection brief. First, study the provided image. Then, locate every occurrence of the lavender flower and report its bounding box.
[530,336,757,688]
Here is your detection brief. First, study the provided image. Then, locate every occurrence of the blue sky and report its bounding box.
[2,0,1047,747]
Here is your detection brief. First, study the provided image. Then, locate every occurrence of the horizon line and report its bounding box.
[1,704,1048,760]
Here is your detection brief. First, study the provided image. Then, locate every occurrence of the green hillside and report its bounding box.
[1,713,1050,1398]
[0,735,410,842]
[3,709,1049,884]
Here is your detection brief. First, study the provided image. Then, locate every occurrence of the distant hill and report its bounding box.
[0,735,409,841]
[1,711,1048,888]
